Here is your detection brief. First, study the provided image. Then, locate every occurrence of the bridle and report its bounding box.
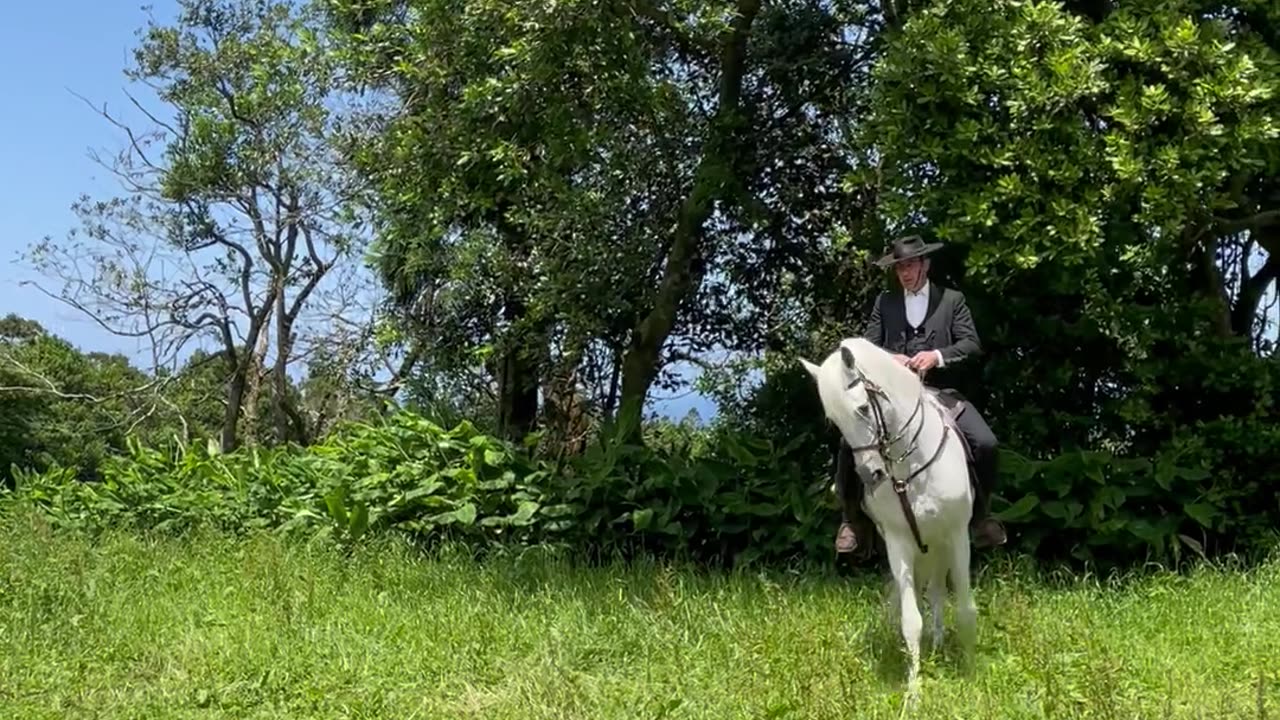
[842,373,927,464]
[841,369,952,554]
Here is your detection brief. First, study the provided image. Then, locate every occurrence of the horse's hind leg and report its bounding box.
[949,529,978,664]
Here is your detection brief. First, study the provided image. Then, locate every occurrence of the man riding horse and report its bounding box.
[834,234,1007,558]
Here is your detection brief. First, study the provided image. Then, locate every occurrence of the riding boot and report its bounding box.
[969,448,1007,548]
[833,442,874,559]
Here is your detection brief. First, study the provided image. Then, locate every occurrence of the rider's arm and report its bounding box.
[937,291,981,365]
[862,293,885,347]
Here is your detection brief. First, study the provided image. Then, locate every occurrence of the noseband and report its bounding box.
[842,372,951,554]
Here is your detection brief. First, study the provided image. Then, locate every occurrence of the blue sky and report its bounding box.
[1,3,174,357]
[0,1,716,421]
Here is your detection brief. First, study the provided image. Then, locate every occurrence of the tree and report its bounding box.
[0,315,182,481]
[25,0,364,451]
[323,0,873,444]
[323,0,682,440]
[856,0,1280,557]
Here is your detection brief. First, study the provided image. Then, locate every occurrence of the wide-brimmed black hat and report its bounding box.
[872,234,944,268]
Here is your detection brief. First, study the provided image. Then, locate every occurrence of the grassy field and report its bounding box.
[1,512,1277,719]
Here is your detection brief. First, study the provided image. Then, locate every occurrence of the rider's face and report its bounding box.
[894,257,928,292]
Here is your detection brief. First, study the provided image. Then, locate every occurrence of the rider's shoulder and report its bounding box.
[932,283,966,303]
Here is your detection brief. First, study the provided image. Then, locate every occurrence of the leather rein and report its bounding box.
[842,372,951,554]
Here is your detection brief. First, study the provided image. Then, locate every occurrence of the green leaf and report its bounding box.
[349,502,369,539]
[436,502,478,526]
[1183,502,1217,528]
[632,507,655,531]
[1174,466,1210,482]
[324,488,348,526]
[995,493,1039,521]
[510,500,539,526]
[1177,533,1206,559]
[402,480,445,501]
[720,433,759,467]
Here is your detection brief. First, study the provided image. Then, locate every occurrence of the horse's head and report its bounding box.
[799,339,895,480]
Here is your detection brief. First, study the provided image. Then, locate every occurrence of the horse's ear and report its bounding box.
[839,345,856,371]
[798,357,821,380]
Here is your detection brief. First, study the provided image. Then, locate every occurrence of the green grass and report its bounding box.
[1,512,1277,719]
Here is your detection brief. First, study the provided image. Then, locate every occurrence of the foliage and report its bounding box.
[7,412,554,550]
[848,0,1280,565]
[0,315,175,484]
[4,409,836,566]
[0,315,330,484]
[550,421,833,566]
[322,0,869,438]
[994,439,1280,565]
[9,405,1279,569]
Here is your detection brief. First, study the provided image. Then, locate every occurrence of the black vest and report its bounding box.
[901,323,937,358]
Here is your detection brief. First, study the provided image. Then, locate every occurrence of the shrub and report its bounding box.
[5,406,1278,570]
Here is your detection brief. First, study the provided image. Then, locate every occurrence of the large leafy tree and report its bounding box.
[858,0,1280,557]
[324,0,872,442]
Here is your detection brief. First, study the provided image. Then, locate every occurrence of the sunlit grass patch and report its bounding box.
[1,512,1276,718]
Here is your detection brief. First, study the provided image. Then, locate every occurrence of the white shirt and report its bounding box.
[904,282,945,367]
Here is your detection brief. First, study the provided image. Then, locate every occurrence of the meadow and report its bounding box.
[2,510,1277,719]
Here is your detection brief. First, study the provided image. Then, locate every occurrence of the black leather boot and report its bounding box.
[970,451,1007,548]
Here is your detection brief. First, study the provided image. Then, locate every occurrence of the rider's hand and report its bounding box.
[908,351,940,373]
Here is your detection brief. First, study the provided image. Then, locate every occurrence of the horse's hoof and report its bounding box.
[901,678,922,716]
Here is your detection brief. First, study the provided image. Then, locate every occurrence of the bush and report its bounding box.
[5,404,1278,571]
[2,411,839,567]
[5,414,558,548]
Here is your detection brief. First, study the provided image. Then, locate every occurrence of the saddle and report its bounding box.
[924,386,974,466]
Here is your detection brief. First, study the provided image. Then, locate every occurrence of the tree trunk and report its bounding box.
[272,283,292,444]
[542,340,589,458]
[221,364,248,452]
[1228,229,1280,340]
[490,210,542,443]
[603,345,621,420]
[218,286,275,452]
[241,304,273,447]
[495,292,541,442]
[615,0,761,440]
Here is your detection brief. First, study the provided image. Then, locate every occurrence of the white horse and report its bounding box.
[800,337,978,699]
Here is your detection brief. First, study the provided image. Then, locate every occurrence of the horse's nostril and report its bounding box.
[872,469,886,482]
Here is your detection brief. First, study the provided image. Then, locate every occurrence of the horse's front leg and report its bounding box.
[927,559,948,654]
[886,539,923,699]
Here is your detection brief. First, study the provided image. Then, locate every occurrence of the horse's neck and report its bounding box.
[881,379,942,456]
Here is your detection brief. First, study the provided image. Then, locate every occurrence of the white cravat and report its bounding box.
[904,281,945,367]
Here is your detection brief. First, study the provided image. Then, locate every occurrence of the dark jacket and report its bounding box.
[862,282,981,390]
